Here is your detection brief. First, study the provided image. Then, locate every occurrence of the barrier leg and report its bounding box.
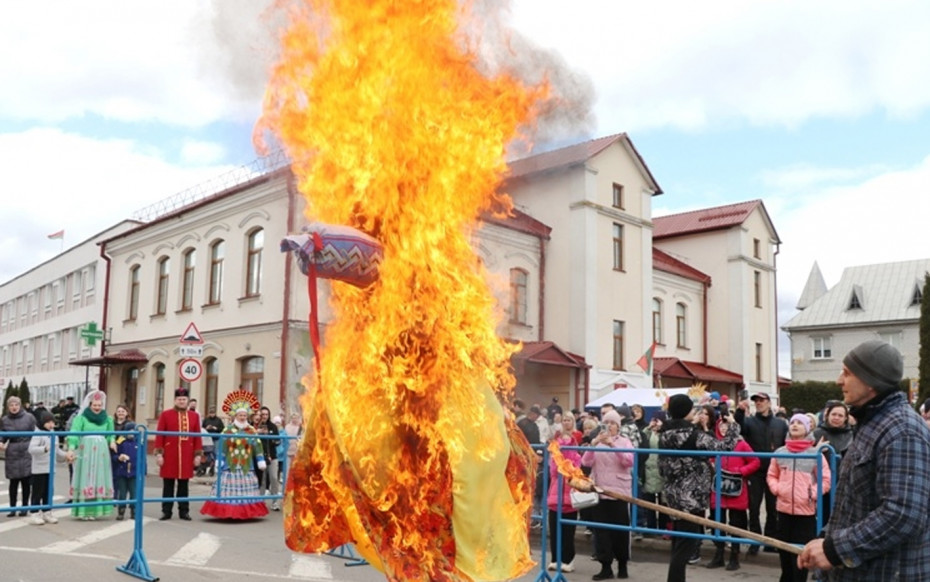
[117,427,158,581]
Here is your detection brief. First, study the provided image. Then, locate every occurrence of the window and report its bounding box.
[612,183,624,209]
[753,270,762,308]
[912,285,923,307]
[848,287,863,310]
[240,356,265,404]
[245,229,263,297]
[155,257,170,315]
[755,343,763,382]
[651,298,662,344]
[612,320,625,370]
[612,224,624,271]
[753,238,761,259]
[879,332,899,348]
[69,327,78,359]
[812,337,832,359]
[181,249,195,311]
[86,266,95,291]
[509,268,528,324]
[676,303,687,348]
[209,240,225,305]
[43,285,52,315]
[128,265,140,321]
[204,357,219,413]
[154,363,166,417]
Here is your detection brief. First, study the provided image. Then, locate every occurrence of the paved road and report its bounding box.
[1,462,783,581]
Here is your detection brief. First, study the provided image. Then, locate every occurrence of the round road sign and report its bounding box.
[178,358,203,383]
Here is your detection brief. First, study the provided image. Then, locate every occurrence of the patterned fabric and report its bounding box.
[69,434,115,518]
[658,419,740,514]
[201,424,268,519]
[279,223,383,288]
[823,392,930,580]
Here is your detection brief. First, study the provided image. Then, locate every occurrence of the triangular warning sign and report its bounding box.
[180,322,205,344]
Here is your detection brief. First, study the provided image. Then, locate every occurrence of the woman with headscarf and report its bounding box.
[0,396,36,517]
[65,390,115,520]
[200,389,268,519]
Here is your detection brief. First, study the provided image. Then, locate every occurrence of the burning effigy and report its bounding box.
[259,1,546,580]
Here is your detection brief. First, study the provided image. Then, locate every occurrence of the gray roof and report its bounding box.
[782,258,930,330]
[796,261,827,310]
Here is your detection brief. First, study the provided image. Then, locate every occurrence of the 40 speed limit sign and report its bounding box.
[178,358,203,382]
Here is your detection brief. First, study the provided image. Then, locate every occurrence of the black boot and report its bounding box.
[592,562,613,580]
[117,507,125,521]
[616,561,628,579]
[705,545,725,568]
[726,549,740,571]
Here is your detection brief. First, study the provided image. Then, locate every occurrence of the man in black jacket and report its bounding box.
[258,406,281,510]
[734,391,788,554]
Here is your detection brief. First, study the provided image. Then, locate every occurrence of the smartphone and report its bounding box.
[739,389,749,401]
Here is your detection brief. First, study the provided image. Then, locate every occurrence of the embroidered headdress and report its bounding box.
[222,389,260,416]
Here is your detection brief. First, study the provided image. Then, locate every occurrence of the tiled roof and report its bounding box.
[654,199,765,239]
[480,208,552,239]
[70,348,149,367]
[511,341,589,374]
[654,357,744,384]
[653,248,712,285]
[782,258,930,330]
[505,133,663,194]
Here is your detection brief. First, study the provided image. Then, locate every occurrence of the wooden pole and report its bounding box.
[578,482,802,556]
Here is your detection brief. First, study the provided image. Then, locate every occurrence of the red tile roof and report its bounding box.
[653,357,743,384]
[653,200,763,239]
[480,208,552,239]
[505,133,663,194]
[511,341,589,374]
[653,248,711,285]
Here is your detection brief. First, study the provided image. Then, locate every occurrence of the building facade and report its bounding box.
[782,258,930,383]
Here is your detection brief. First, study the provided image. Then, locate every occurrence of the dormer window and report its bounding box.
[911,284,923,307]
[848,285,864,310]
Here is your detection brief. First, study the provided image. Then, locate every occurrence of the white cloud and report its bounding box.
[180,139,228,165]
[510,0,930,133]
[0,128,236,281]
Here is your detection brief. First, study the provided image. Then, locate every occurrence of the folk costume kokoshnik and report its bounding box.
[66,390,115,520]
[200,389,268,519]
[154,387,203,520]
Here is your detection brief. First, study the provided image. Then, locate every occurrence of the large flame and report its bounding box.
[257,1,546,580]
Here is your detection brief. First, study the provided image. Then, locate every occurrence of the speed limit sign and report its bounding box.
[178,358,203,382]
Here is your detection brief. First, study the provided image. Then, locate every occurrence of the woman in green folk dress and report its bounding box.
[65,390,115,520]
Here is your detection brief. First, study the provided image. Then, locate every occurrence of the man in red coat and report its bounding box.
[154,388,203,520]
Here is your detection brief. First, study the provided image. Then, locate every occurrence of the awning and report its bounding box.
[653,357,744,385]
[69,349,149,367]
[511,341,589,375]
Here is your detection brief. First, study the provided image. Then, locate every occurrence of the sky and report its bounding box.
[3,0,930,377]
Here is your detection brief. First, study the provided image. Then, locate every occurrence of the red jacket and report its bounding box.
[710,437,759,511]
[154,408,203,479]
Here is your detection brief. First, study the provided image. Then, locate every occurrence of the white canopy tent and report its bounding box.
[584,387,691,410]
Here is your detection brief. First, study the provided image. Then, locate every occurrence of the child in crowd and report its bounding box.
[111,404,138,520]
[27,410,68,525]
[767,413,831,582]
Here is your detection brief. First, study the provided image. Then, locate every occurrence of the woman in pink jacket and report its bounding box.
[546,433,581,572]
[707,415,760,571]
[582,409,635,580]
[766,413,831,582]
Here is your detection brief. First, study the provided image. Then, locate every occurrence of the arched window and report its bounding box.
[509,268,528,324]
[128,265,141,321]
[652,298,662,344]
[676,303,687,348]
[245,229,263,297]
[240,356,265,404]
[209,240,225,305]
[181,249,196,311]
[156,256,170,315]
[154,363,166,417]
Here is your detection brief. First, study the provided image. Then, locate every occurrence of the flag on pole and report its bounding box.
[636,341,657,376]
[47,230,65,240]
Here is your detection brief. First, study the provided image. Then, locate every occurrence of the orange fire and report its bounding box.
[257,1,546,580]
[547,440,588,485]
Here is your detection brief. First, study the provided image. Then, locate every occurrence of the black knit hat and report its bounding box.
[35,409,55,429]
[668,394,694,420]
[843,340,903,393]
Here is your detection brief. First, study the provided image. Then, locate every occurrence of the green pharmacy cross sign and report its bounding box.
[80,322,105,347]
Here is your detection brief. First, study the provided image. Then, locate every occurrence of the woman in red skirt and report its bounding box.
[200,390,268,519]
